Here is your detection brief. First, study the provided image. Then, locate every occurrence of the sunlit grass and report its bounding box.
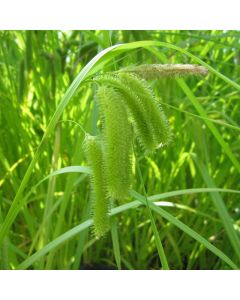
[0,30,240,270]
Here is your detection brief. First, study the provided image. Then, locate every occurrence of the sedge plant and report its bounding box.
[84,65,208,239]
[1,31,240,270]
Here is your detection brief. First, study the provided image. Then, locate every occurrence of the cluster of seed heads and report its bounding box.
[83,64,208,238]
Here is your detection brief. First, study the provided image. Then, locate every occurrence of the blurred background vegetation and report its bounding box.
[0,30,240,270]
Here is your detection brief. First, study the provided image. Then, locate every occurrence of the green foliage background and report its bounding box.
[0,30,240,270]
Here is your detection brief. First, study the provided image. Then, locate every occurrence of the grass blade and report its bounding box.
[17,185,240,270]
[177,78,240,173]
[195,160,240,262]
[110,216,122,270]
[130,190,239,270]
[0,45,119,245]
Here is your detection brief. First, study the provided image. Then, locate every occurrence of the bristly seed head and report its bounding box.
[83,134,109,238]
[96,86,133,201]
[86,63,206,238]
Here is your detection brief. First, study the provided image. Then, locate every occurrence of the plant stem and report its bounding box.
[135,154,169,270]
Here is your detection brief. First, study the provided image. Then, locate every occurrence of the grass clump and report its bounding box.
[1,30,239,270]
